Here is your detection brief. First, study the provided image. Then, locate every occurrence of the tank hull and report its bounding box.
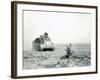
[33,40,54,51]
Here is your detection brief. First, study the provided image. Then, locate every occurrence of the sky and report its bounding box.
[23,10,91,50]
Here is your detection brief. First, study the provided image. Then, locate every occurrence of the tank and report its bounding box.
[32,32,54,51]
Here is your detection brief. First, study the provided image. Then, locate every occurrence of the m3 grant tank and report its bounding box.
[32,32,54,51]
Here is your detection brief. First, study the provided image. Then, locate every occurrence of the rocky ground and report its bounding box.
[23,44,91,69]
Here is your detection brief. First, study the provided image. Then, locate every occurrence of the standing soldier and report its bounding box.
[40,35,44,44]
[65,43,72,58]
[44,32,51,41]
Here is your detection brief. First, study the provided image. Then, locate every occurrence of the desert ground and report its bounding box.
[23,44,91,69]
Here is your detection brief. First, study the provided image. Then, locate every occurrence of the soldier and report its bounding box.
[40,35,44,44]
[44,32,51,41]
[65,43,72,58]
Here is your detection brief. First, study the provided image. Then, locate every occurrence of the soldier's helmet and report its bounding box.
[44,32,48,36]
[40,35,44,38]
